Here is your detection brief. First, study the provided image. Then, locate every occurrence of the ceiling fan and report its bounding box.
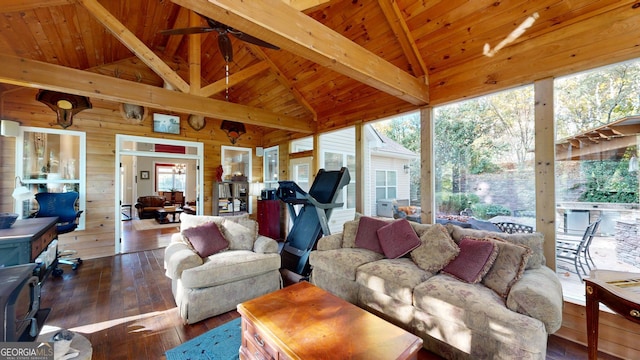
[160,14,279,62]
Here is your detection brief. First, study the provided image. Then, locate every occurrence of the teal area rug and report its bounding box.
[166,318,241,360]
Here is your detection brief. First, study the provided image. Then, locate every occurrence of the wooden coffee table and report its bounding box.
[155,208,183,224]
[237,281,423,360]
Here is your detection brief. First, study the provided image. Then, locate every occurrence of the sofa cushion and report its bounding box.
[377,219,421,259]
[442,237,498,284]
[356,258,432,304]
[309,248,384,280]
[182,221,229,258]
[411,224,459,272]
[180,250,280,288]
[354,216,389,254]
[506,267,564,333]
[481,237,532,298]
[413,275,548,356]
[342,219,360,248]
[447,224,545,269]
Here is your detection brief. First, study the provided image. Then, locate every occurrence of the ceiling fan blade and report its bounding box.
[230,31,280,50]
[159,27,216,36]
[218,33,233,63]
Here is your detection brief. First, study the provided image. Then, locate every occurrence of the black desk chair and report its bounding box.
[34,192,84,271]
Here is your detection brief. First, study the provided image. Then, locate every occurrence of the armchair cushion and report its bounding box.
[221,218,256,250]
[182,221,229,258]
[164,241,204,279]
[253,236,279,254]
[180,250,281,288]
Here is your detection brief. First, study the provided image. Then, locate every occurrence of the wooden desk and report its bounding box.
[0,217,58,282]
[585,270,640,360]
[237,282,423,360]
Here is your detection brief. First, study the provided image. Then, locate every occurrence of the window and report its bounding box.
[155,163,186,192]
[554,59,640,300]
[263,146,279,190]
[375,170,397,201]
[433,85,535,231]
[323,151,356,209]
[15,127,86,229]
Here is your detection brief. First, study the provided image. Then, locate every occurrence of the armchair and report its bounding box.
[134,196,166,219]
[164,213,282,324]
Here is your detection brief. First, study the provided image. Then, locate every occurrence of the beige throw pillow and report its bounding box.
[481,237,532,298]
[411,224,460,272]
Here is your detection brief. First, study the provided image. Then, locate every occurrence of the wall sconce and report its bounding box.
[404,164,410,174]
[12,176,34,202]
[220,120,246,144]
[36,90,92,128]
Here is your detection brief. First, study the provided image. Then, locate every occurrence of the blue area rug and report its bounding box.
[165,318,241,360]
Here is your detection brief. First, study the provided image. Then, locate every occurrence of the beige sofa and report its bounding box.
[309,217,563,359]
[164,213,282,324]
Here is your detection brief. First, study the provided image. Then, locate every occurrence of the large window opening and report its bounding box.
[433,86,536,228]
[554,59,640,301]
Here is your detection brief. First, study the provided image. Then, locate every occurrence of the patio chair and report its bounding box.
[556,218,601,281]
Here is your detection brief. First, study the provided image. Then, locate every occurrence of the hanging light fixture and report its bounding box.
[36,90,92,128]
[219,60,246,144]
[173,163,186,175]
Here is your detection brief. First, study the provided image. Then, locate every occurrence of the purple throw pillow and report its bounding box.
[182,221,229,258]
[442,237,499,283]
[354,216,389,254]
[377,219,421,259]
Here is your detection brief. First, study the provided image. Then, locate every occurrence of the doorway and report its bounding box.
[115,135,204,254]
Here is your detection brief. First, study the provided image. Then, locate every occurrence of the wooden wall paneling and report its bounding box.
[0,87,262,260]
[428,4,640,106]
[557,301,640,359]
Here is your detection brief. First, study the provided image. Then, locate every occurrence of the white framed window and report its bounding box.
[263,146,279,190]
[15,127,86,229]
[155,163,186,192]
[375,170,397,201]
[323,151,355,209]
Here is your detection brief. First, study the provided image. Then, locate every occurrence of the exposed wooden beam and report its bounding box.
[163,7,190,57]
[0,54,314,133]
[249,45,318,121]
[281,0,331,12]
[77,0,190,93]
[171,0,430,106]
[188,11,202,95]
[0,0,73,13]
[610,124,640,135]
[377,0,428,78]
[200,61,270,98]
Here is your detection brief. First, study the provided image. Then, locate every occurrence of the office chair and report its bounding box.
[34,192,84,272]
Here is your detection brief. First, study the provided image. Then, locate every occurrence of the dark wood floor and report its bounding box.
[37,221,620,359]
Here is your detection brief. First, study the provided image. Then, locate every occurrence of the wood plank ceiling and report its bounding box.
[0,0,639,139]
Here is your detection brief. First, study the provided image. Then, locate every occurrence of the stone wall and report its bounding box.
[615,220,640,266]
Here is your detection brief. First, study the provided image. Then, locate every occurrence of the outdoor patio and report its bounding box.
[556,232,640,301]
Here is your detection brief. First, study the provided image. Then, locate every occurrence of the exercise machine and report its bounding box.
[276,167,350,276]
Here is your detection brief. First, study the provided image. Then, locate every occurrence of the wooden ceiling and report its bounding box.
[0,0,639,140]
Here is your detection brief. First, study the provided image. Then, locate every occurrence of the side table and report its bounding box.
[585,269,640,360]
[37,325,92,360]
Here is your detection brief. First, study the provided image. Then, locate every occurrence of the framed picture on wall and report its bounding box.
[153,113,180,134]
[140,170,150,180]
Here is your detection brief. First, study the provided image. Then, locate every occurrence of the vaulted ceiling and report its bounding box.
[0,0,639,141]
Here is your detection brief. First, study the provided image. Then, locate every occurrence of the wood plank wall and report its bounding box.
[0,88,263,260]
[557,300,640,359]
